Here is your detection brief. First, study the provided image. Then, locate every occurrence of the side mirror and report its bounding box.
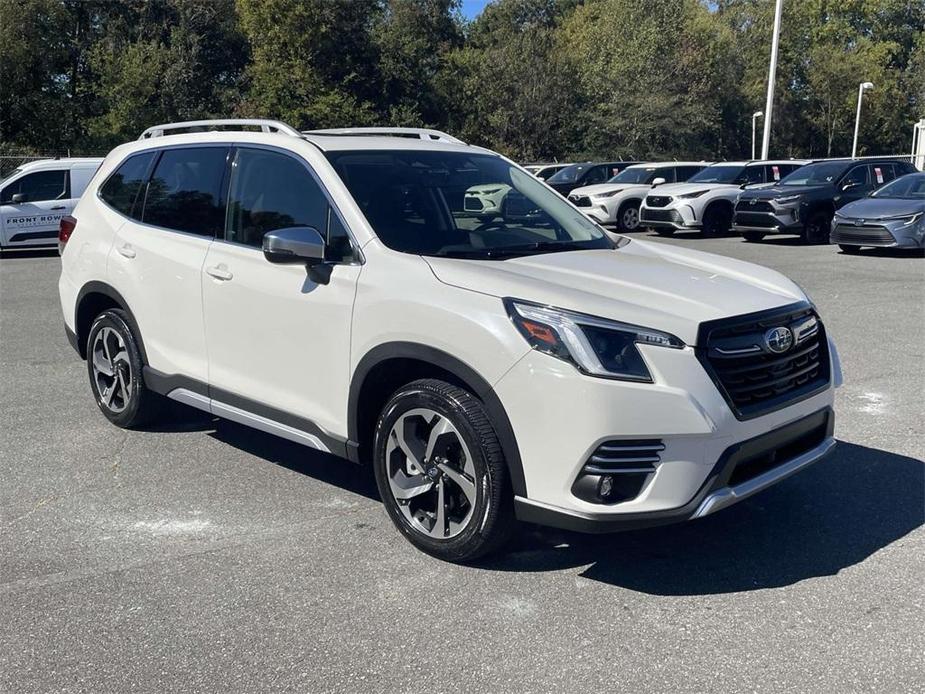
[263,226,325,265]
[11,193,27,204]
[651,177,666,187]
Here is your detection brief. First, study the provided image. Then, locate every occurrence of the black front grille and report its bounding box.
[570,195,592,207]
[734,211,778,228]
[831,224,895,245]
[736,200,774,213]
[698,303,830,420]
[641,208,681,223]
[646,195,672,207]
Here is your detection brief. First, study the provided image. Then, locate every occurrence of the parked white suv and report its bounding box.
[639,160,807,237]
[59,120,841,561]
[1,157,102,251]
[568,162,709,231]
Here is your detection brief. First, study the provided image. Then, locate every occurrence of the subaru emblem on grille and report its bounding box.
[857,218,865,225]
[764,326,794,354]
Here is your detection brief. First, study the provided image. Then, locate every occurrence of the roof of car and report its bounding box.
[18,157,104,171]
[708,160,809,167]
[301,134,483,154]
[626,161,711,169]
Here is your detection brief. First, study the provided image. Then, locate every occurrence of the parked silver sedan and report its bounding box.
[831,172,925,253]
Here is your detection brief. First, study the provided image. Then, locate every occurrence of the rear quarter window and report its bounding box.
[99,152,156,218]
[141,147,228,236]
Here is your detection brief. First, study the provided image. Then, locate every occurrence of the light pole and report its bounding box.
[851,81,874,159]
[760,0,784,159]
[752,111,764,160]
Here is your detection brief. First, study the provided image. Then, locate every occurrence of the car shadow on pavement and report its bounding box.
[207,416,381,502]
[479,441,924,595]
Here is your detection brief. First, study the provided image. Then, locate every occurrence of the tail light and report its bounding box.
[58,215,77,254]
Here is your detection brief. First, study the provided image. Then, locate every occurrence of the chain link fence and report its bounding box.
[0,152,108,179]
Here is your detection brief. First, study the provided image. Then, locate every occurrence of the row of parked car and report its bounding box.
[524,158,925,251]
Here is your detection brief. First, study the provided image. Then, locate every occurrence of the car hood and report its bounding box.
[423,240,804,345]
[570,183,648,198]
[742,184,830,201]
[837,197,925,220]
[649,182,734,197]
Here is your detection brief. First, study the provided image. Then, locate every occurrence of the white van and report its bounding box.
[0,158,103,251]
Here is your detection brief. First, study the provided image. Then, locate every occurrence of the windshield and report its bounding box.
[325,150,614,259]
[608,167,658,184]
[871,173,925,199]
[546,163,591,184]
[686,165,745,184]
[779,161,847,186]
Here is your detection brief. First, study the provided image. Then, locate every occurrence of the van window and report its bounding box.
[225,148,328,248]
[142,147,227,236]
[1,170,68,204]
[99,153,155,217]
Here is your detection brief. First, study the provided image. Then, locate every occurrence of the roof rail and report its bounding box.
[303,127,465,144]
[139,119,302,140]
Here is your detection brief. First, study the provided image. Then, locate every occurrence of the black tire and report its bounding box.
[373,378,514,562]
[654,228,675,237]
[86,309,162,428]
[617,201,642,232]
[701,203,732,237]
[801,211,831,244]
[743,231,766,243]
[839,244,862,254]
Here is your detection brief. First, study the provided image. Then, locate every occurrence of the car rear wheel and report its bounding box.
[373,379,514,562]
[802,212,831,244]
[743,231,766,243]
[617,202,641,231]
[839,244,862,254]
[86,309,162,428]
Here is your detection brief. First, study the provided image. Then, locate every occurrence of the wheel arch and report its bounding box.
[75,281,147,362]
[348,342,527,496]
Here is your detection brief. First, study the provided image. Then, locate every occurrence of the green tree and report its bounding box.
[235,0,382,129]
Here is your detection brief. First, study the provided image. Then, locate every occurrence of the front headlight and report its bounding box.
[775,194,802,204]
[885,212,923,226]
[679,190,709,199]
[504,299,684,382]
[594,189,623,198]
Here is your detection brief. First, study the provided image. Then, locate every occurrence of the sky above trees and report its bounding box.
[1,0,922,162]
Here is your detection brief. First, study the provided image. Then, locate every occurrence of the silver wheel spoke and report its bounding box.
[431,478,446,538]
[92,349,114,377]
[394,416,425,470]
[116,371,130,404]
[436,462,476,505]
[389,472,434,500]
[104,383,118,406]
[425,416,454,461]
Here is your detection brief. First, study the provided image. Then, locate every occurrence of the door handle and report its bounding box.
[117,244,136,259]
[50,205,66,210]
[206,265,233,281]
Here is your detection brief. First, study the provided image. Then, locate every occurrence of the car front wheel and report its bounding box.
[373,379,514,562]
[86,309,162,428]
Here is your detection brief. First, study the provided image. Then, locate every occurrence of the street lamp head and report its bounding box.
[860,82,874,90]
[753,111,764,118]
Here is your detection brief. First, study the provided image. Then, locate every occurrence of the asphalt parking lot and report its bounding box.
[1,234,923,693]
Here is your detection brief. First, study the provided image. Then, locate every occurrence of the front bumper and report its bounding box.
[733,201,802,235]
[639,205,700,230]
[515,408,835,532]
[830,220,925,248]
[494,336,840,530]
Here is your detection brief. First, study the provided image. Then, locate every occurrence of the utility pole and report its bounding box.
[761,0,784,160]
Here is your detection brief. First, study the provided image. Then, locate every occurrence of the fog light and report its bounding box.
[598,475,614,499]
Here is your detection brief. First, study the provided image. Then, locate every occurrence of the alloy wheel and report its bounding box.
[91,327,132,413]
[385,408,477,540]
[622,207,640,230]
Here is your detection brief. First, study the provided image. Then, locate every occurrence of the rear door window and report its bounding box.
[842,165,869,188]
[142,147,228,236]
[99,153,155,217]
[870,164,894,186]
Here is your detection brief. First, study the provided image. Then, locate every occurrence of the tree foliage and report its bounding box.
[1,0,922,159]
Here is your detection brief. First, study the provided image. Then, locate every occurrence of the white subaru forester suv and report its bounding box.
[59,120,841,562]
